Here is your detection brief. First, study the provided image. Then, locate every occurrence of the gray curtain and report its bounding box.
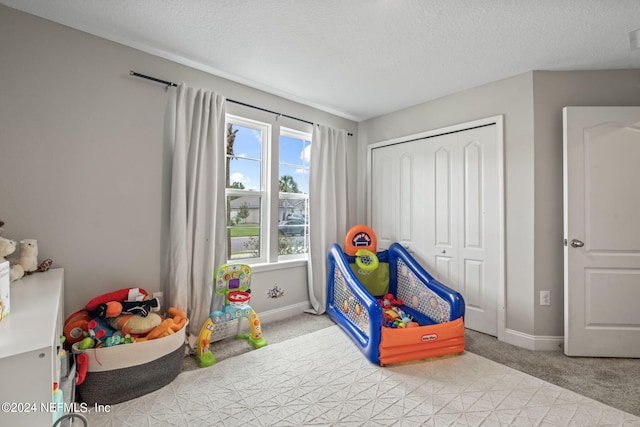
[307,124,352,314]
[166,83,227,350]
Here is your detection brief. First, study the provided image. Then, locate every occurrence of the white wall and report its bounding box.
[0,5,357,320]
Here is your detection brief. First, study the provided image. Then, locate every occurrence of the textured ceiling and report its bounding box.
[2,0,639,121]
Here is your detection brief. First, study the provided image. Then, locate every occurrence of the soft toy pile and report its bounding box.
[378,293,419,328]
[64,287,188,349]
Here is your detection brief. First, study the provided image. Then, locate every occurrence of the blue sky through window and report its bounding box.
[227,123,311,193]
[228,125,261,190]
[280,134,311,194]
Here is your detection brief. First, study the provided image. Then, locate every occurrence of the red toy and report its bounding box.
[63,309,90,344]
[378,293,402,309]
[85,287,148,312]
[378,293,419,328]
[76,353,88,385]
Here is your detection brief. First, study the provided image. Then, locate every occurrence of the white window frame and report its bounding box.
[226,114,270,264]
[278,127,311,262]
[225,109,312,269]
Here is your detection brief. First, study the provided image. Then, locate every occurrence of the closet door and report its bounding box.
[424,132,460,286]
[370,124,500,336]
[455,126,500,336]
[371,144,397,251]
[371,141,428,261]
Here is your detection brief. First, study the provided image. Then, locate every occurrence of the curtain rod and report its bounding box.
[129,70,353,135]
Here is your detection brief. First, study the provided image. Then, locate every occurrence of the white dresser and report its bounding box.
[0,268,65,426]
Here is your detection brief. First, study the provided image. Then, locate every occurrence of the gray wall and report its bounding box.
[357,73,537,339]
[358,69,640,345]
[531,70,640,338]
[0,5,356,319]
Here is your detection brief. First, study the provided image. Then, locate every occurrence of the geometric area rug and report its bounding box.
[85,326,640,426]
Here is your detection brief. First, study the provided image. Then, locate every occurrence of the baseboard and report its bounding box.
[258,301,312,324]
[503,328,564,351]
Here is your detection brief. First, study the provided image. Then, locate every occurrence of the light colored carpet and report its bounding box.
[464,329,640,418]
[84,325,640,426]
[180,312,336,371]
[183,313,640,418]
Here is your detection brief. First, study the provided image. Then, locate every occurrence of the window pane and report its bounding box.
[228,157,260,190]
[227,194,261,260]
[298,166,310,194]
[227,123,262,190]
[230,125,262,159]
[278,195,308,255]
[279,134,311,194]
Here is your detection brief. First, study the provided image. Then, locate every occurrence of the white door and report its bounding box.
[563,106,640,357]
[370,140,429,261]
[370,143,401,252]
[370,123,502,336]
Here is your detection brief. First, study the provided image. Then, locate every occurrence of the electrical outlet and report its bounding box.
[540,290,550,306]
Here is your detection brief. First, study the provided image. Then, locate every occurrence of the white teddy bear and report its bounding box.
[0,236,25,282]
[18,239,38,274]
[0,237,14,258]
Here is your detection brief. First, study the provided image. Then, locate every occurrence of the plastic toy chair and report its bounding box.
[195,264,267,367]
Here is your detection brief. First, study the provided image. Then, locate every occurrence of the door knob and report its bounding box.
[570,239,584,248]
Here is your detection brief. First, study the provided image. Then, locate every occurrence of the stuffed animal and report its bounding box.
[134,307,188,342]
[0,237,16,259]
[378,293,403,309]
[92,297,161,319]
[86,317,116,346]
[137,318,175,341]
[107,311,163,335]
[0,236,16,260]
[86,287,149,312]
[37,258,53,272]
[0,236,25,282]
[86,287,159,320]
[18,239,38,274]
[167,307,188,331]
[63,309,91,344]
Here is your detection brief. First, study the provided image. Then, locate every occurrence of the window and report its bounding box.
[226,114,311,265]
[278,128,311,257]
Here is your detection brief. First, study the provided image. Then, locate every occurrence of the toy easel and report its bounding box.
[195,264,267,367]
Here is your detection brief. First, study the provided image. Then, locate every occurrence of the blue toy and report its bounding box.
[327,225,466,366]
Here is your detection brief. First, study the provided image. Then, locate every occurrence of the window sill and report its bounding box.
[250,258,308,273]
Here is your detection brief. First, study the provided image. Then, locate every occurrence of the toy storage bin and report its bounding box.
[72,322,187,405]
